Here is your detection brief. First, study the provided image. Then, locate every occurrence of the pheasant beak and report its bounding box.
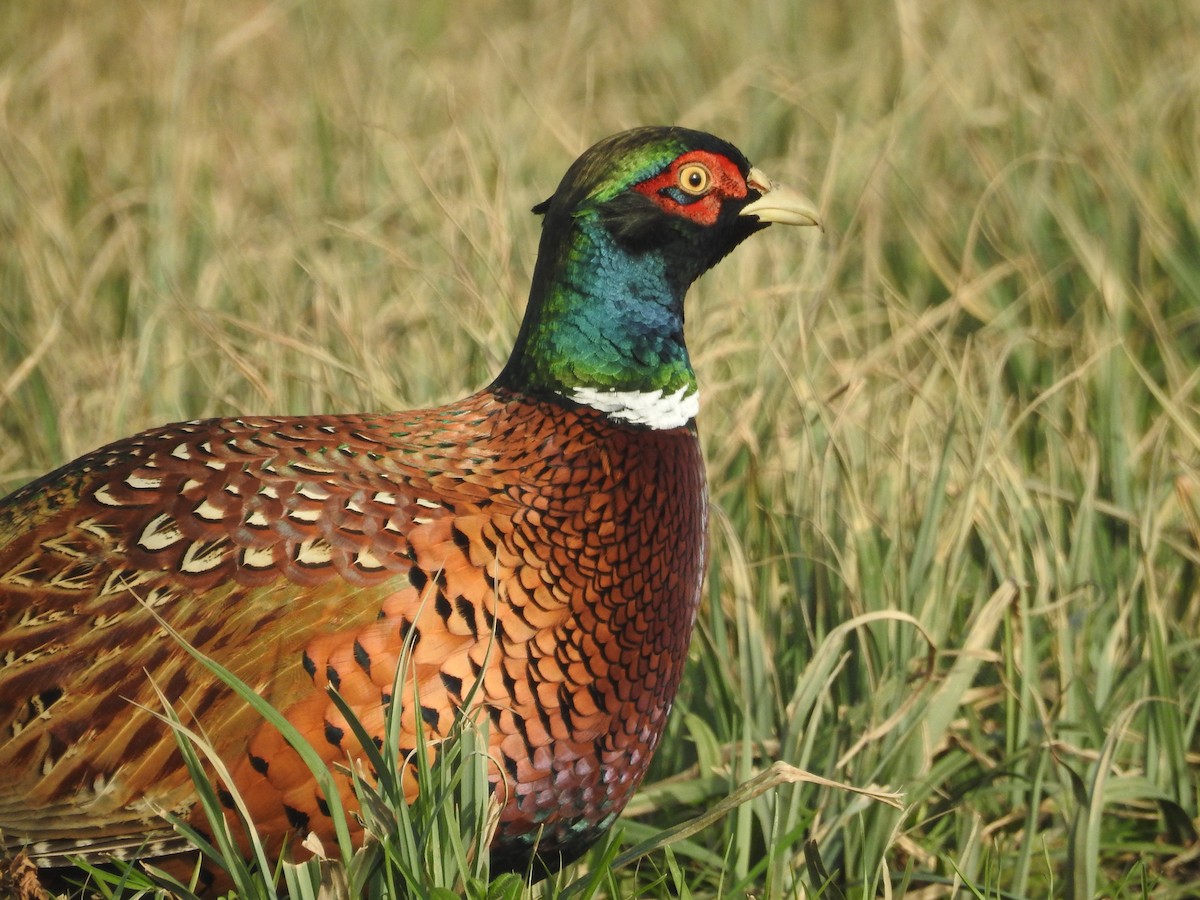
[740,167,824,231]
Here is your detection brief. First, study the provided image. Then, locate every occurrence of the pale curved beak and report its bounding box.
[740,166,824,231]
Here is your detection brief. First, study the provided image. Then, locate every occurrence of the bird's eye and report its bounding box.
[677,163,711,196]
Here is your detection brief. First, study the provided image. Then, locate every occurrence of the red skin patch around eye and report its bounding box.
[632,150,749,226]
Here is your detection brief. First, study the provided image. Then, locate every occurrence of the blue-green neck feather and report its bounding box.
[500,211,695,397]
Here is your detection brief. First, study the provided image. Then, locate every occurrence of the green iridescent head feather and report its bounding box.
[532,126,754,217]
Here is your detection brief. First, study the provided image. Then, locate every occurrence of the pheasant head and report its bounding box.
[496,125,821,428]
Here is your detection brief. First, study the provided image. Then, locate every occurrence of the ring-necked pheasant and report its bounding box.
[0,126,820,887]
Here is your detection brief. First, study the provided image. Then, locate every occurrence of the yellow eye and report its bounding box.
[677,163,712,195]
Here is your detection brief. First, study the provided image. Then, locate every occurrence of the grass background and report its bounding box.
[2,0,1199,897]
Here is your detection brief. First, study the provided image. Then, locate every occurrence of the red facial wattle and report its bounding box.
[632,150,750,227]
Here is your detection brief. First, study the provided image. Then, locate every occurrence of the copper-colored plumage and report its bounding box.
[0,390,705,873]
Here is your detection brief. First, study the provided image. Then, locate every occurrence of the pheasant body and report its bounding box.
[0,126,820,884]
